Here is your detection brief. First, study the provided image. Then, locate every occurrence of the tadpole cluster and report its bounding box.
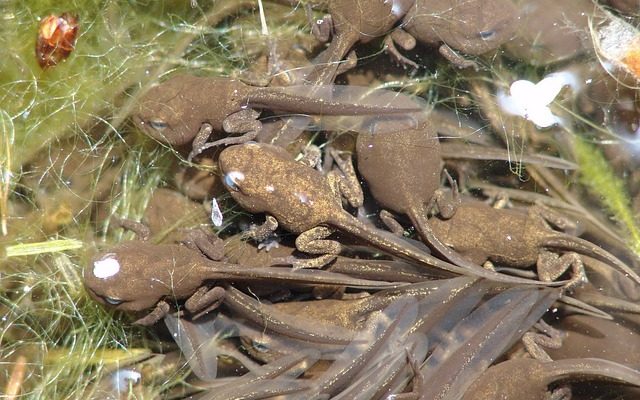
[19,1,640,398]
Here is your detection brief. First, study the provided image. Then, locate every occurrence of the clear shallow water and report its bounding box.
[1,1,640,398]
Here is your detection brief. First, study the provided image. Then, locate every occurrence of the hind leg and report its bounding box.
[537,250,587,290]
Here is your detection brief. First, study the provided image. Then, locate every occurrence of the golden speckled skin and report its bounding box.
[217,143,567,286]
[429,203,541,268]
[427,201,639,287]
[218,142,342,233]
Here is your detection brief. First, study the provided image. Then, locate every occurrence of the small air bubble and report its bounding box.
[211,198,223,227]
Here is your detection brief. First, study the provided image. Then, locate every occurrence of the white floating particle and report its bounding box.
[93,254,120,279]
[211,198,223,227]
[111,369,141,391]
[497,71,578,128]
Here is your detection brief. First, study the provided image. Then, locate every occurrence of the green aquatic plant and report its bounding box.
[0,0,269,397]
[3,0,639,398]
[573,137,640,256]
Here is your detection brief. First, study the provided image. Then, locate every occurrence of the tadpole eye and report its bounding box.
[148,120,168,131]
[104,296,124,306]
[223,171,245,192]
[252,339,269,353]
[478,30,496,40]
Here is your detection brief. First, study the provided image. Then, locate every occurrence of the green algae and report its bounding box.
[573,137,640,256]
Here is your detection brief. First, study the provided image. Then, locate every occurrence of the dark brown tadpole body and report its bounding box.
[504,0,600,66]
[462,357,640,400]
[83,239,400,325]
[133,74,423,153]
[545,315,640,366]
[308,0,413,83]
[356,122,442,217]
[391,0,518,68]
[355,121,510,278]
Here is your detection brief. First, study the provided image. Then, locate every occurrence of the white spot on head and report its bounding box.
[93,254,121,279]
[265,184,275,193]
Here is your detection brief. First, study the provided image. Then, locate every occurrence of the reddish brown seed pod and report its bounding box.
[36,12,79,69]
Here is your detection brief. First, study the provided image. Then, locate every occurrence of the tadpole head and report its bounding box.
[83,242,167,312]
[133,76,204,146]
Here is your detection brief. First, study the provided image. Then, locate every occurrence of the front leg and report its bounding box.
[327,149,364,208]
[384,28,419,69]
[244,214,279,242]
[521,321,572,400]
[189,109,262,160]
[112,216,150,241]
[530,205,582,236]
[134,300,171,325]
[428,170,460,219]
[294,226,340,268]
[379,209,407,237]
[488,191,513,209]
[188,122,215,162]
[185,286,225,319]
[180,227,225,261]
[306,3,332,43]
[438,44,479,70]
[298,144,322,169]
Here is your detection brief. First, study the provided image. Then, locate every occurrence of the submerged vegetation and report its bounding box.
[1,0,640,398]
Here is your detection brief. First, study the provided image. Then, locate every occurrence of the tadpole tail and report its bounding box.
[247,85,424,116]
[542,358,640,388]
[543,232,640,284]
[308,30,360,86]
[223,286,354,345]
[332,211,565,287]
